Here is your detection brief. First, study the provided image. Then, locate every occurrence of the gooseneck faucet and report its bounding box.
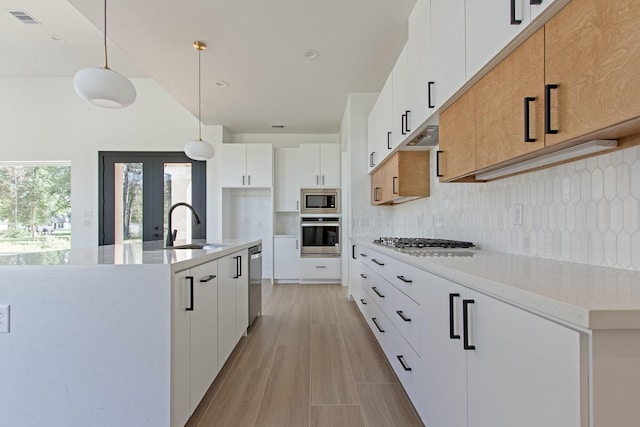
[165,202,201,247]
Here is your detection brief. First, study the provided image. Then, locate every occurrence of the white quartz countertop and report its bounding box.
[0,239,261,272]
[356,239,640,330]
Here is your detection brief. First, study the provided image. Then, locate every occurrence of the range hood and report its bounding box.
[406,125,439,147]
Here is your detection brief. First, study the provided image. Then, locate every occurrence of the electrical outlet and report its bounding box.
[0,305,9,333]
[511,204,523,226]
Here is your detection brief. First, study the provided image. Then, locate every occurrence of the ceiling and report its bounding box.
[1,0,416,134]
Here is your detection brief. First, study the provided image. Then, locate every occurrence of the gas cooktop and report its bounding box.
[373,237,477,258]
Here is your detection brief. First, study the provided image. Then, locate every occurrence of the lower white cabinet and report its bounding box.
[299,257,341,282]
[273,236,300,280]
[172,260,219,427]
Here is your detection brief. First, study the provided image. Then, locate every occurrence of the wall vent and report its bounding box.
[9,10,40,25]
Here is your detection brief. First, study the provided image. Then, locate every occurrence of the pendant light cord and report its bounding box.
[198,46,202,141]
[103,0,109,69]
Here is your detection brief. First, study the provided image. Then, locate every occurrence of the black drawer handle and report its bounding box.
[199,274,216,283]
[436,150,443,177]
[360,273,368,279]
[510,0,522,25]
[396,310,411,322]
[405,110,411,133]
[371,287,385,298]
[371,259,384,266]
[360,253,367,258]
[360,298,367,305]
[387,131,392,150]
[449,293,460,339]
[396,275,412,283]
[397,355,412,371]
[463,299,476,350]
[545,84,559,134]
[401,113,407,135]
[428,81,435,108]
[186,276,194,311]
[372,317,385,333]
[524,97,536,142]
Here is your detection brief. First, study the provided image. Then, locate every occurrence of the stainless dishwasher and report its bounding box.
[248,244,262,328]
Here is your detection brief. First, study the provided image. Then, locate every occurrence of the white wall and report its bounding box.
[0,77,224,248]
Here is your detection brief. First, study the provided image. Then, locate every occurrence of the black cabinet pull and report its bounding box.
[449,293,460,339]
[401,113,407,135]
[233,256,239,279]
[387,131,392,150]
[373,187,380,202]
[530,0,542,4]
[428,81,435,108]
[396,275,412,283]
[360,253,367,258]
[360,273,368,279]
[463,299,476,350]
[436,150,444,178]
[372,259,384,266]
[392,176,398,195]
[396,310,411,322]
[360,298,367,305]
[405,110,411,133]
[397,355,412,371]
[524,97,537,142]
[370,152,375,168]
[352,244,356,260]
[238,256,242,277]
[372,317,385,333]
[372,286,385,298]
[510,0,522,25]
[199,275,216,283]
[545,84,559,134]
[186,276,194,311]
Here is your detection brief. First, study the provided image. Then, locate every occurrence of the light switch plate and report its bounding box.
[0,305,9,333]
[511,204,523,226]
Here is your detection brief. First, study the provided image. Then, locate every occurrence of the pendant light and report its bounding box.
[73,0,136,108]
[184,41,215,161]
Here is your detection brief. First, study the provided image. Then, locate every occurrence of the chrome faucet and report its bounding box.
[166,202,201,247]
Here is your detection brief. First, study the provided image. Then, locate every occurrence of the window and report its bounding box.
[0,162,71,254]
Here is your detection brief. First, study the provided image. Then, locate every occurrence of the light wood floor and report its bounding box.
[185,282,424,427]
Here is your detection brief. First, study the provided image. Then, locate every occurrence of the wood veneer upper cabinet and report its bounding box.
[475,28,545,170]
[544,0,640,146]
[371,152,430,205]
[438,88,476,182]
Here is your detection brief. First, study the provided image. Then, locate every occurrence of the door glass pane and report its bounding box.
[114,163,143,244]
[164,163,193,244]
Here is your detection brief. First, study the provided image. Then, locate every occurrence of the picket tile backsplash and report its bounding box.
[351,145,640,271]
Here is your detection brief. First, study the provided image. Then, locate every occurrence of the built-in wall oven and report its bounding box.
[300,217,341,257]
[300,188,340,215]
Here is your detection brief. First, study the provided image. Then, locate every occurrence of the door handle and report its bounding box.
[371,286,385,298]
[401,113,407,135]
[396,275,412,283]
[463,299,476,350]
[372,317,385,333]
[370,152,375,168]
[545,84,559,134]
[530,0,542,4]
[199,275,216,283]
[387,132,392,150]
[360,298,367,305]
[186,276,194,311]
[352,244,356,260]
[392,176,398,195]
[428,81,435,108]
[510,0,522,25]
[242,175,246,186]
[449,293,460,339]
[371,259,384,266]
[396,355,412,371]
[373,187,380,202]
[436,150,444,178]
[524,97,537,142]
[405,110,411,133]
[396,310,411,322]
[248,175,251,186]
[360,273,367,279]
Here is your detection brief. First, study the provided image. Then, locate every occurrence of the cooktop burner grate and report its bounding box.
[373,237,475,249]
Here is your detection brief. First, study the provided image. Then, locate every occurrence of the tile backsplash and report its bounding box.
[352,145,640,271]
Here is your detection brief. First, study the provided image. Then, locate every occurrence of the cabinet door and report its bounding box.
[544,0,640,146]
[275,148,300,212]
[220,144,247,187]
[299,144,321,187]
[438,87,476,181]
[466,0,531,78]
[273,237,300,280]
[475,28,545,170]
[246,144,273,187]
[380,74,394,155]
[429,0,466,109]
[371,163,387,205]
[319,144,341,187]
[189,261,218,412]
[217,253,238,371]
[466,289,582,427]
[417,273,468,427]
[235,249,249,340]
[171,269,192,427]
[367,96,382,174]
[391,44,409,148]
[408,0,432,127]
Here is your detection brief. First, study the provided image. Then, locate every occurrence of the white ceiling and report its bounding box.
[1,0,416,134]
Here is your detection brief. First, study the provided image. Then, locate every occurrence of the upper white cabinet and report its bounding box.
[299,143,341,187]
[407,0,432,127]
[274,147,300,212]
[366,94,382,174]
[221,144,273,188]
[391,44,410,149]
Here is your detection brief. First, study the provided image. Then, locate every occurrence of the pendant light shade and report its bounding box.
[74,0,136,108]
[184,41,215,161]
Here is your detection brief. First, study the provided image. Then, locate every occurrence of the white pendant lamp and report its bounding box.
[73,0,136,108]
[184,41,215,161]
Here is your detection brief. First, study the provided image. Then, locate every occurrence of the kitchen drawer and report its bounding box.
[362,264,395,315]
[299,257,341,280]
[365,248,426,304]
[383,281,423,356]
[386,322,423,408]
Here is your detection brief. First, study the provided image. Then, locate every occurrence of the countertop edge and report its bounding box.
[169,240,261,273]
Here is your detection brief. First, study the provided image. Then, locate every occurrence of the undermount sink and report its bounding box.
[166,243,227,250]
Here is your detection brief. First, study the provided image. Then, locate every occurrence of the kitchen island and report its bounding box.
[0,239,260,427]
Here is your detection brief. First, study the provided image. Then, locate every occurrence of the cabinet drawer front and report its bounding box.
[386,327,422,407]
[384,283,423,356]
[367,248,426,304]
[364,298,394,353]
[299,257,341,280]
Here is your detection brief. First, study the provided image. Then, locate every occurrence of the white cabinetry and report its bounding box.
[221,144,273,188]
[274,147,300,212]
[367,76,393,173]
[172,261,218,427]
[407,0,432,127]
[273,236,300,281]
[299,257,341,282]
[299,144,341,187]
[216,249,248,371]
[391,44,409,149]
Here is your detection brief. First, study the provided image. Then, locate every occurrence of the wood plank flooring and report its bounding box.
[186,283,424,427]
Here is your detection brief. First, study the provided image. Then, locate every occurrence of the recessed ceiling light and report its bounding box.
[271,124,285,129]
[215,80,229,88]
[304,49,319,60]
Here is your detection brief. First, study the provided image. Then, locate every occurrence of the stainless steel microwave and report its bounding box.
[300,188,340,214]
